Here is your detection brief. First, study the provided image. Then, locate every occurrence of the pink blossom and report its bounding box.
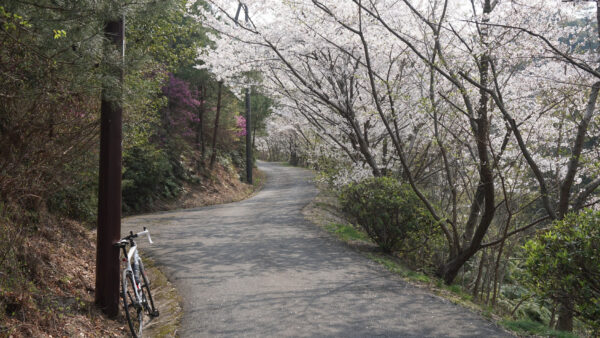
[235,115,247,136]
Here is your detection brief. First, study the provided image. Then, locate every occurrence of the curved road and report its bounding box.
[124,161,510,337]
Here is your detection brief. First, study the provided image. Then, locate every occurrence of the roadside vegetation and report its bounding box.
[3,0,600,336]
[239,1,600,336]
[0,0,270,335]
[303,181,591,337]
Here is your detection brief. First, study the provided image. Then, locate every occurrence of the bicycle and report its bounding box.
[115,227,159,337]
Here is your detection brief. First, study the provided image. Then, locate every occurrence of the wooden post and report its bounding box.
[95,18,124,318]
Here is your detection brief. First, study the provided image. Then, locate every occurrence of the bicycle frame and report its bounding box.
[117,227,157,337]
[121,244,143,304]
[118,229,153,306]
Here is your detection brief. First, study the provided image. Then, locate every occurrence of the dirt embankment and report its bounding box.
[0,165,264,337]
[1,218,129,337]
[150,165,266,212]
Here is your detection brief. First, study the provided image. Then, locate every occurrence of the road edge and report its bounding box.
[130,167,267,337]
[301,177,516,337]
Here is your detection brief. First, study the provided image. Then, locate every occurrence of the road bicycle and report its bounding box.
[115,227,159,337]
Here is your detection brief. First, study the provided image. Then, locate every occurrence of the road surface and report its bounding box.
[124,161,510,337]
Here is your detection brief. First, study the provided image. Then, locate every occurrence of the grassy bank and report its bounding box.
[302,183,579,338]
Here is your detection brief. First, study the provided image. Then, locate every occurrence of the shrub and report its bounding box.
[500,319,579,338]
[47,183,97,224]
[47,153,99,224]
[523,209,600,332]
[339,177,432,253]
[122,145,182,212]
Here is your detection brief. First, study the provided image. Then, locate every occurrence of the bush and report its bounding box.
[339,177,432,253]
[47,183,97,224]
[500,319,579,338]
[523,209,600,332]
[122,145,182,212]
[47,154,98,224]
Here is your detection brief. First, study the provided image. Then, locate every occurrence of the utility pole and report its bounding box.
[235,2,253,184]
[95,17,124,318]
[245,87,252,183]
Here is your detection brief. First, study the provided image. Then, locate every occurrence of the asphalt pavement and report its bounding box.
[124,161,511,337]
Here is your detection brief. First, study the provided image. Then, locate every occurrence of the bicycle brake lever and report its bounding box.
[146,231,153,244]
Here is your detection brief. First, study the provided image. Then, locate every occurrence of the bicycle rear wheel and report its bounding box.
[122,272,143,337]
[138,261,159,317]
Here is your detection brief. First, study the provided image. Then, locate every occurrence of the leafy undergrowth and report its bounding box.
[0,217,127,337]
[140,164,265,213]
[302,182,580,338]
[367,254,433,285]
[500,320,579,338]
[324,223,371,243]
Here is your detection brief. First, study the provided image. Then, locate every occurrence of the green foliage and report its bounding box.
[324,223,371,242]
[0,0,249,334]
[313,157,347,185]
[446,284,462,294]
[500,319,579,338]
[0,1,104,210]
[500,284,528,301]
[45,151,99,224]
[249,88,274,140]
[367,254,431,283]
[0,6,31,31]
[523,209,600,332]
[127,0,207,70]
[48,182,97,224]
[368,254,411,276]
[339,177,433,253]
[399,214,445,274]
[122,145,182,212]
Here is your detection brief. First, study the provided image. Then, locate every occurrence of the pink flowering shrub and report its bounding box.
[235,115,247,137]
[162,73,200,138]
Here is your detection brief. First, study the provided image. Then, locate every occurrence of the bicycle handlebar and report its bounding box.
[136,227,153,244]
[115,227,153,247]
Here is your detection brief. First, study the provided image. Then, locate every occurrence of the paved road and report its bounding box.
[124,161,510,337]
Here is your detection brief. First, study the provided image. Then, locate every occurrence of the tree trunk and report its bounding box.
[437,250,472,284]
[196,85,205,170]
[492,216,512,306]
[289,140,298,166]
[557,299,573,332]
[209,82,223,170]
[472,250,486,298]
[252,117,257,150]
[549,301,558,329]
[440,0,496,286]
[382,138,388,176]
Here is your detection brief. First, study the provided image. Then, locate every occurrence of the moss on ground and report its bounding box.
[324,223,372,242]
[141,256,183,337]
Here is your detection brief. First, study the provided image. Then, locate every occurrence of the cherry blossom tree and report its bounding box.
[198,0,600,330]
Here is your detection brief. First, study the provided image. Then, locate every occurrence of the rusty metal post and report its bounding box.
[95,18,124,318]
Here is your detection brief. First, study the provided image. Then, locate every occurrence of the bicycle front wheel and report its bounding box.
[139,261,159,317]
[122,272,143,337]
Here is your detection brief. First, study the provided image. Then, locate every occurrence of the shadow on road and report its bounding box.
[125,162,510,337]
